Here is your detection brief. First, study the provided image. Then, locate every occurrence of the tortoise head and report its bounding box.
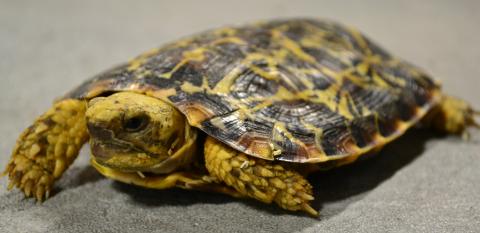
[86,92,197,174]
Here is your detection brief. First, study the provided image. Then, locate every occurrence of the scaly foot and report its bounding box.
[204,137,318,216]
[3,99,88,200]
[423,95,479,135]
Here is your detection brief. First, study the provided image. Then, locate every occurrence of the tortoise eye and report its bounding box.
[124,114,149,132]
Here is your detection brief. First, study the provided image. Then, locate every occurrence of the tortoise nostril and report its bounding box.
[87,123,113,140]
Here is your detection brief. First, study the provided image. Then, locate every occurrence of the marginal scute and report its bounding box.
[350,115,377,148]
[65,18,440,163]
[377,115,399,138]
[244,138,274,160]
[396,98,417,122]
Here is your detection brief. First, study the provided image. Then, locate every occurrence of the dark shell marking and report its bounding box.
[65,19,440,163]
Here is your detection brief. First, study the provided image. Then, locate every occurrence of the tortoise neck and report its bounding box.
[149,123,198,174]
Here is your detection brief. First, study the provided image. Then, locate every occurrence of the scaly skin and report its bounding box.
[423,95,480,135]
[204,136,318,216]
[3,99,88,201]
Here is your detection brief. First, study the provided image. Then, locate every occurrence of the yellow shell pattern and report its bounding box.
[66,19,440,163]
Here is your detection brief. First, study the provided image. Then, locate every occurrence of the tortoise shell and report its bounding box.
[65,18,441,163]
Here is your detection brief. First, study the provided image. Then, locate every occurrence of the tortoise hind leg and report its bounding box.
[422,95,479,135]
[3,99,89,200]
[204,136,318,216]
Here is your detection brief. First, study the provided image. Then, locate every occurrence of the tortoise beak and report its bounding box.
[86,122,112,144]
[87,122,118,161]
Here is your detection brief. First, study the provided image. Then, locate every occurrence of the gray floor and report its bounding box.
[1,1,479,232]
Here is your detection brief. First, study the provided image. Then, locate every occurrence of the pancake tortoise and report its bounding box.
[3,18,479,216]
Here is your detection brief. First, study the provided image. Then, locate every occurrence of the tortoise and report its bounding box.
[3,18,479,216]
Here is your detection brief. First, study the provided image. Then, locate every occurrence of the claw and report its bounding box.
[302,203,319,217]
[36,185,45,201]
[24,180,34,197]
[7,181,15,190]
[298,192,315,201]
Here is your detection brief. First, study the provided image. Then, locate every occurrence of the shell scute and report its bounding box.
[66,18,440,163]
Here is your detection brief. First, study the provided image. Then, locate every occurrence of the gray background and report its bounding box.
[1,0,479,232]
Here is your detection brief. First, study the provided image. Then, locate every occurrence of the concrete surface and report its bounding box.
[1,1,479,232]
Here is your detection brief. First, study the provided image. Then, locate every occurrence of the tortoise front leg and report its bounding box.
[3,99,89,200]
[203,136,318,216]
